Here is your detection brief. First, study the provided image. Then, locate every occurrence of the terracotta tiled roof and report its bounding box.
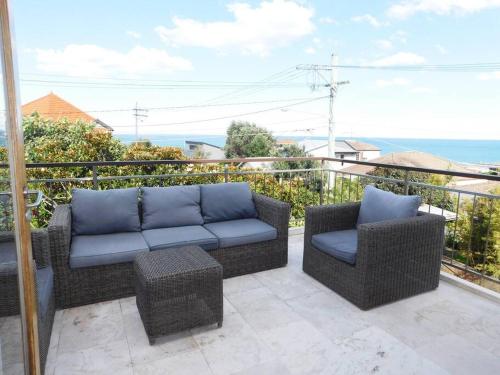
[22,92,95,122]
[21,93,113,131]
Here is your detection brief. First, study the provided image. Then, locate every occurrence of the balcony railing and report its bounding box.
[1,156,499,291]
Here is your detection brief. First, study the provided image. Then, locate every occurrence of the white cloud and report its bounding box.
[155,0,315,56]
[478,71,500,80]
[375,39,393,50]
[369,52,426,66]
[376,77,411,87]
[126,31,141,39]
[319,16,338,25]
[391,30,408,44]
[388,0,500,19]
[411,87,434,93]
[34,44,192,77]
[435,44,448,55]
[351,14,384,27]
[305,47,316,54]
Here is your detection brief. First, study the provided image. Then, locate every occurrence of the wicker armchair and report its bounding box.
[48,192,290,308]
[303,202,445,310]
[0,229,55,374]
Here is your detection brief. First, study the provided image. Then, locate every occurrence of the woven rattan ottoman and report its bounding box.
[134,246,223,344]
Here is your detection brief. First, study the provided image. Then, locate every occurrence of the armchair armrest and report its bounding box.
[253,192,291,239]
[356,213,445,270]
[47,204,72,268]
[304,202,360,241]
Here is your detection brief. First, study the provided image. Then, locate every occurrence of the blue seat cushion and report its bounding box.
[200,182,257,223]
[141,186,204,230]
[36,266,53,316]
[204,218,277,248]
[71,188,141,235]
[312,229,358,265]
[357,185,421,225]
[0,241,17,274]
[70,232,149,268]
[141,226,218,251]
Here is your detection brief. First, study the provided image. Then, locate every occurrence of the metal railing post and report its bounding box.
[223,164,229,183]
[320,160,324,205]
[92,165,98,190]
[403,170,409,195]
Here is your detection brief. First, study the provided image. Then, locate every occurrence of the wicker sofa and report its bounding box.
[0,229,55,374]
[48,183,290,308]
[303,187,445,310]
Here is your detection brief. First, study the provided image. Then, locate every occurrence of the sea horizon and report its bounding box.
[116,134,500,165]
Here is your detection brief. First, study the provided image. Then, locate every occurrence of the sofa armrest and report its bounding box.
[253,192,291,239]
[0,231,15,243]
[0,230,50,269]
[304,202,360,243]
[356,213,445,270]
[31,229,50,269]
[48,204,72,268]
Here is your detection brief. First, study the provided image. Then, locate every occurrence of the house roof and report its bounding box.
[22,92,113,131]
[344,140,380,151]
[341,151,471,175]
[298,140,358,154]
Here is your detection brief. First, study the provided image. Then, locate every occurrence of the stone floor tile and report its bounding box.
[58,300,125,354]
[122,311,198,366]
[133,350,213,375]
[53,338,132,375]
[222,274,263,295]
[416,334,499,375]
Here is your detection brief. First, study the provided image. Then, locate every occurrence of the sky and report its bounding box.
[11,0,500,140]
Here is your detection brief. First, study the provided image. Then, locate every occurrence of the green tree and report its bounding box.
[224,121,276,158]
[272,144,319,170]
[449,187,500,279]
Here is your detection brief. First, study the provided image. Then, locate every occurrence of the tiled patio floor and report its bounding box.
[38,234,500,374]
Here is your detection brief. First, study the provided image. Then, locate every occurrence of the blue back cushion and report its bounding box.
[71,188,140,235]
[141,186,204,230]
[200,182,257,223]
[357,185,421,225]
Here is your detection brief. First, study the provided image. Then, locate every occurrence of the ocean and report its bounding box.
[117,134,500,165]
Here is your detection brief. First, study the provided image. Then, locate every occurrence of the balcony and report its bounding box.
[1,157,499,375]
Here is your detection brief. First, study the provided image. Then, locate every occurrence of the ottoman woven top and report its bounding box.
[135,246,221,285]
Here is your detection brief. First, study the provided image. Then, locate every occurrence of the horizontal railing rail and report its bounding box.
[1,156,499,181]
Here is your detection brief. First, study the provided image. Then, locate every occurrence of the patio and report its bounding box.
[35,232,500,375]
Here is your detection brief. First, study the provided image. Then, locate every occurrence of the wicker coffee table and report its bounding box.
[134,245,223,344]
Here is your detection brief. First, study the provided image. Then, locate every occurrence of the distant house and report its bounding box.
[344,140,381,161]
[184,141,225,159]
[22,92,113,131]
[298,139,380,162]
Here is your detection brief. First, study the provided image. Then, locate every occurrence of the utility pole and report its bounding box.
[133,102,148,142]
[297,53,349,166]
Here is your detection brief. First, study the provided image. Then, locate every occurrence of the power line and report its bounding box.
[26,96,326,116]
[110,96,328,128]
[21,78,305,89]
[296,62,500,72]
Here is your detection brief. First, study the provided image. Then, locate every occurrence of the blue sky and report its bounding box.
[12,0,500,139]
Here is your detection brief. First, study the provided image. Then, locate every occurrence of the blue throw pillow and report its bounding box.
[71,188,141,235]
[357,185,421,225]
[141,186,204,230]
[200,182,257,223]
